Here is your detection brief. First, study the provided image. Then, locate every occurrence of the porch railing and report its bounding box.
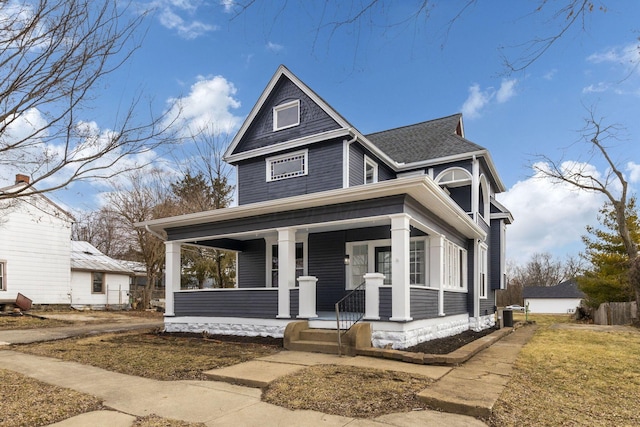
[335,281,365,356]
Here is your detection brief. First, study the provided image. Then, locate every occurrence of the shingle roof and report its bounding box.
[71,241,133,274]
[365,114,486,164]
[523,280,585,299]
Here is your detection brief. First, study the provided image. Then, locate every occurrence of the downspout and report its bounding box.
[342,130,358,189]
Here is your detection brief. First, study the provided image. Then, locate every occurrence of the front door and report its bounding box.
[375,246,392,285]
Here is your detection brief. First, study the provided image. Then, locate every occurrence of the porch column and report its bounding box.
[297,276,318,318]
[277,227,296,318]
[164,241,181,317]
[363,273,384,320]
[390,214,412,321]
[430,235,446,316]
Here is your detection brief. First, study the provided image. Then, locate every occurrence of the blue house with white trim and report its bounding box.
[139,65,513,349]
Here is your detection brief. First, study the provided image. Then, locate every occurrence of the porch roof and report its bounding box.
[137,176,486,241]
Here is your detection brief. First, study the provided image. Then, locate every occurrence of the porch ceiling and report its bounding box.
[137,176,485,243]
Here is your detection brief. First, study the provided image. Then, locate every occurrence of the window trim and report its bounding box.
[273,100,300,131]
[364,155,378,184]
[265,235,308,288]
[92,272,105,294]
[0,261,6,291]
[442,240,468,292]
[435,167,472,188]
[479,243,488,299]
[266,149,308,182]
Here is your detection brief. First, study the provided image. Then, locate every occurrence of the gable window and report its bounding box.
[92,272,105,294]
[436,167,472,187]
[364,156,378,184]
[0,261,5,291]
[273,100,300,131]
[266,149,308,181]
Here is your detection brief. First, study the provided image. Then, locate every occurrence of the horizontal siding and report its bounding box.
[444,291,468,315]
[233,77,341,154]
[349,143,395,187]
[410,287,439,320]
[237,239,265,288]
[480,290,496,316]
[174,289,278,318]
[238,140,344,204]
[290,288,299,318]
[379,286,392,320]
[309,231,346,311]
[489,218,503,290]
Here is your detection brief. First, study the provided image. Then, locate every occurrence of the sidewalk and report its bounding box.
[0,322,536,426]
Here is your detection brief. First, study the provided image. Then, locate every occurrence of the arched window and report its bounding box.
[435,167,471,188]
[479,175,489,219]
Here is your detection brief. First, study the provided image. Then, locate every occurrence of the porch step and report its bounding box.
[286,339,343,354]
[298,328,338,343]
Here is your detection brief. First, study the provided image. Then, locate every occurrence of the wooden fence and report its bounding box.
[593,302,638,325]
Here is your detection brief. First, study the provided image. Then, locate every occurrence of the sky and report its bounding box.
[4,0,640,265]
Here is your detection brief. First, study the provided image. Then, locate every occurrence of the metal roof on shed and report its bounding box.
[71,241,133,274]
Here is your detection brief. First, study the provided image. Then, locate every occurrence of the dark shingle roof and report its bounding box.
[523,280,585,299]
[365,114,486,164]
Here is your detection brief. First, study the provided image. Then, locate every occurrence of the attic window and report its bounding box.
[273,100,300,131]
[266,149,308,181]
[436,167,471,188]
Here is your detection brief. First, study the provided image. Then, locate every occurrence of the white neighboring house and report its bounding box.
[523,280,585,314]
[0,175,74,305]
[71,241,132,310]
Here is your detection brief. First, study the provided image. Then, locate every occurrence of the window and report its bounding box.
[0,262,5,291]
[92,272,104,294]
[479,175,489,220]
[350,244,368,289]
[442,240,467,290]
[436,167,472,188]
[364,156,378,184]
[410,241,426,285]
[266,150,308,181]
[270,242,304,287]
[273,100,300,131]
[479,244,488,298]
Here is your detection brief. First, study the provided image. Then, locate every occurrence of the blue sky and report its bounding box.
[9,1,640,265]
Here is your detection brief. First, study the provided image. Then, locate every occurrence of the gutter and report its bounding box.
[145,224,166,241]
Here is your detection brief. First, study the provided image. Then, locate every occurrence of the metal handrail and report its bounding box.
[335,281,366,356]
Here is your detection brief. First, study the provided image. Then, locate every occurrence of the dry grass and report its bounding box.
[0,368,103,427]
[262,364,433,418]
[14,331,281,381]
[0,314,73,330]
[491,314,640,426]
[133,415,206,427]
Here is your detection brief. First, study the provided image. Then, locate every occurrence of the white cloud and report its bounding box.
[587,42,640,66]
[149,0,217,39]
[461,79,518,119]
[582,82,610,93]
[266,41,284,53]
[497,161,607,264]
[543,69,557,80]
[628,161,640,183]
[164,75,243,138]
[496,79,517,103]
[220,0,235,13]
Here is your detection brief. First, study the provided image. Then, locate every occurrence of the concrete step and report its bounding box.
[286,339,345,355]
[298,329,339,343]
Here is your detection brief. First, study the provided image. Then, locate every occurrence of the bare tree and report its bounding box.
[0,0,175,201]
[72,208,129,258]
[104,170,176,309]
[534,111,639,306]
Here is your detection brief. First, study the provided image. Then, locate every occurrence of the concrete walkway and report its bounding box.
[0,320,537,426]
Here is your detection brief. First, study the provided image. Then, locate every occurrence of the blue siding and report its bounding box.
[379,286,392,320]
[448,186,471,212]
[480,290,496,316]
[233,77,341,154]
[348,143,395,187]
[174,289,278,318]
[444,291,467,315]
[309,231,347,311]
[489,218,503,290]
[238,239,265,288]
[410,287,439,320]
[238,139,344,204]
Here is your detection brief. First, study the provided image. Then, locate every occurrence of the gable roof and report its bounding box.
[71,241,132,274]
[365,114,486,164]
[523,280,585,299]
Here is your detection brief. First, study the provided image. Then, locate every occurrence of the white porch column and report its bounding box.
[363,272,384,320]
[277,227,296,318]
[297,276,318,318]
[390,214,412,321]
[430,235,446,316]
[164,241,181,317]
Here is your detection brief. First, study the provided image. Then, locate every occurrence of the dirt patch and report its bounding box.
[403,327,499,354]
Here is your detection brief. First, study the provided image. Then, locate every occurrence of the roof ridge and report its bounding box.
[364,113,461,137]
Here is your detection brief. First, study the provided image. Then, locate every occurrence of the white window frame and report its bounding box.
[442,240,468,291]
[273,100,300,131]
[92,272,105,294]
[479,174,490,221]
[364,155,378,184]
[479,243,488,299]
[435,167,472,188]
[346,237,429,289]
[0,261,6,291]
[266,149,308,182]
[265,235,308,288]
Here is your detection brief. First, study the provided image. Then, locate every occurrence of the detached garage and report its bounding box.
[523,280,585,314]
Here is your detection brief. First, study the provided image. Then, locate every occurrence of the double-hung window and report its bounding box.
[364,156,378,184]
[92,272,105,294]
[266,149,308,181]
[442,240,467,290]
[409,241,426,285]
[479,244,488,298]
[0,261,5,291]
[273,100,300,131]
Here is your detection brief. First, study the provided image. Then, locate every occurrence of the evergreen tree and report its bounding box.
[578,198,640,307]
